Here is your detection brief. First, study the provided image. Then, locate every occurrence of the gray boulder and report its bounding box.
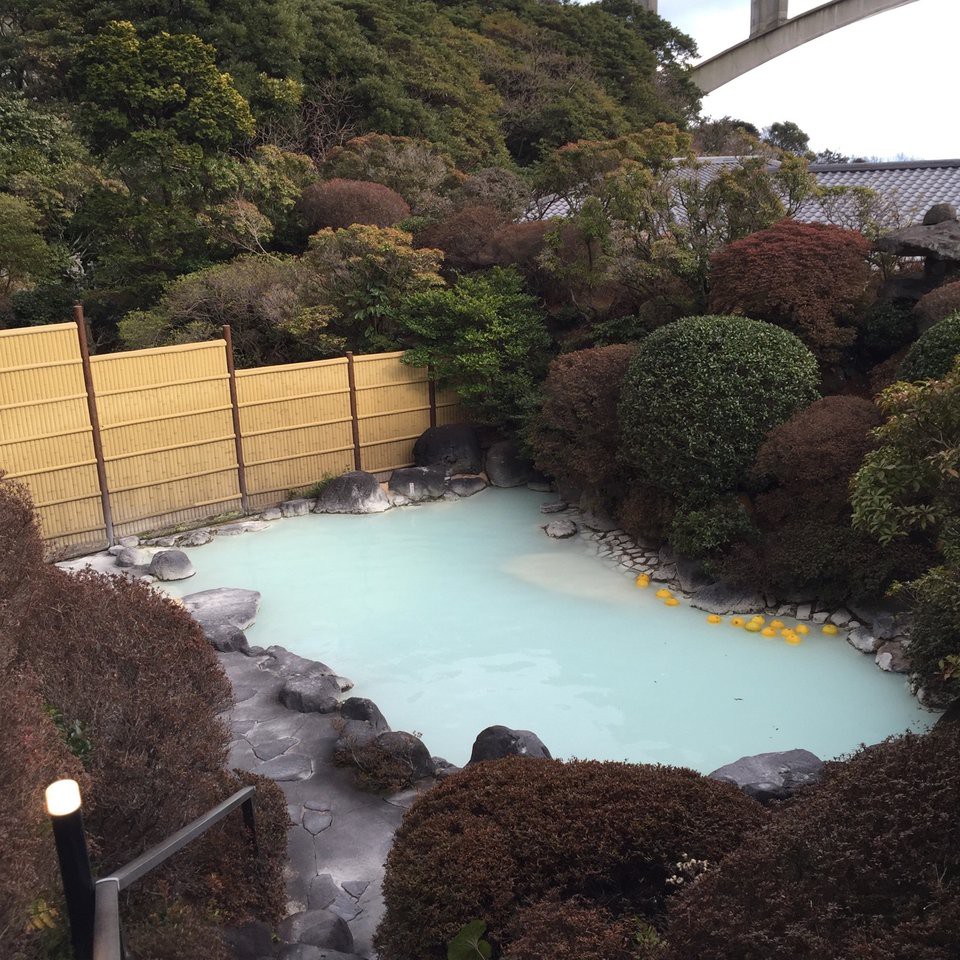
[413,424,482,475]
[875,216,960,261]
[544,519,577,539]
[484,439,533,488]
[278,911,354,954]
[368,731,435,781]
[708,748,824,803]
[388,465,447,502]
[690,582,765,616]
[260,506,282,521]
[177,528,212,547]
[182,587,261,631]
[447,476,486,497]
[279,674,342,713]
[875,640,910,673]
[847,625,882,654]
[676,556,712,593]
[923,202,957,226]
[115,547,149,568]
[313,471,389,514]
[336,697,390,751]
[265,645,336,679]
[206,623,250,654]
[148,549,195,581]
[540,500,568,514]
[281,498,313,517]
[468,725,552,763]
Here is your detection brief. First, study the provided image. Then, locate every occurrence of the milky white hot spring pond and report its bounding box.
[162,488,932,769]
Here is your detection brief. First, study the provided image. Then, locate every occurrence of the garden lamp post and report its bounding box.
[45,779,95,960]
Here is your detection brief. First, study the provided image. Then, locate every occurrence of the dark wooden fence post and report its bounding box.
[74,304,115,546]
[428,374,437,429]
[345,352,362,471]
[222,325,249,512]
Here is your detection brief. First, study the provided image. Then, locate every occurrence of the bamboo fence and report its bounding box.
[0,313,462,554]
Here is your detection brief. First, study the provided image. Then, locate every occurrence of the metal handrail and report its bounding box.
[91,786,258,960]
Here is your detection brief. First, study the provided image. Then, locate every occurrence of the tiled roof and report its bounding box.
[527,158,960,227]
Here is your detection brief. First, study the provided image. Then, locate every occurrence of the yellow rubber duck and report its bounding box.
[730,617,745,628]
[822,623,838,635]
[751,615,766,626]
[770,619,784,630]
[655,588,672,599]
[707,614,722,624]
[795,623,809,635]
[635,575,650,588]
[744,621,762,632]
[761,627,777,637]
[785,634,802,645]
[664,597,680,607]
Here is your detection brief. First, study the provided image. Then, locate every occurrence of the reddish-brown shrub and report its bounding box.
[375,757,766,960]
[721,396,929,603]
[529,344,636,494]
[296,178,410,232]
[661,724,960,960]
[480,220,549,270]
[417,204,509,271]
[615,484,676,545]
[753,396,883,516]
[0,671,86,958]
[505,900,639,960]
[0,478,288,954]
[914,279,960,331]
[709,220,871,362]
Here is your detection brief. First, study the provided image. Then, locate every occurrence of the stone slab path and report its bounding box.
[220,649,424,959]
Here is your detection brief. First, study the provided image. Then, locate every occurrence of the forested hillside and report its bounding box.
[0,0,700,342]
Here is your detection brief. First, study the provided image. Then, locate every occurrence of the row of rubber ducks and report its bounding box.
[635,573,842,644]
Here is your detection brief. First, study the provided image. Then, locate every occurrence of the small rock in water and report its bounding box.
[148,549,195,581]
[540,500,569,514]
[280,498,312,517]
[178,528,212,547]
[261,507,282,521]
[544,519,577,539]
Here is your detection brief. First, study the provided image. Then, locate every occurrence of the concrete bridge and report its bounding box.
[641,1,922,94]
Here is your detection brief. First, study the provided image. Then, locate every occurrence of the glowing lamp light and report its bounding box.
[45,779,82,817]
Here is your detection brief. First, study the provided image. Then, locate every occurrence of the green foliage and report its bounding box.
[761,120,811,156]
[45,705,94,768]
[902,564,960,696]
[72,21,255,155]
[0,194,60,311]
[399,267,552,437]
[855,299,916,363]
[447,920,492,960]
[899,313,960,382]
[619,316,819,499]
[669,496,756,564]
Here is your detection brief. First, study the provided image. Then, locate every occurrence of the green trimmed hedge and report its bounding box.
[899,313,960,381]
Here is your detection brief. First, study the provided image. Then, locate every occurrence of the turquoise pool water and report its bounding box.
[163,488,931,770]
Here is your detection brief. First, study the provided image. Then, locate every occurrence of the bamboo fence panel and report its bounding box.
[435,384,464,427]
[0,323,106,550]
[235,357,355,507]
[353,351,432,473]
[90,341,242,537]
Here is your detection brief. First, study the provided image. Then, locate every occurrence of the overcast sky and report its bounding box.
[652,0,957,160]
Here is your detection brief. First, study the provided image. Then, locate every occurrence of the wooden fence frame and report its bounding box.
[0,309,450,554]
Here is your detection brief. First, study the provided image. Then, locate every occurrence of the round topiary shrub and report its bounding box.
[505,899,640,960]
[660,724,960,960]
[618,315,819,498]
[899,313,960,381]
[913,279,960,330]
[296,178,411,232]
[529,344,637,495]
[375,757,767,960]
[417,204,508,271]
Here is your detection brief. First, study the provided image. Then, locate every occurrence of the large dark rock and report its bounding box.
[923,203,957,226]
[206,623,250,654]
[369,731,435,780]
[935,698,960,730]
[336,697,390,750]
[676,556,712,593]
[484,439,533,488]
[279,910,354,953]
[148,549,195,581]
[388,465,447,502]
[876,216,960,261]
[222,920,275,960]
[468,725,552,764]
[413,424,482,475]
[708,748,824,803]
[341,697,388,726]
[446,476,487,498]
[690,581,764,615]
[279,674,342,713]
[313,471,389,514]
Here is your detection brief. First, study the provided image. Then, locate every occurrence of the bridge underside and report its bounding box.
[690,0,920,94]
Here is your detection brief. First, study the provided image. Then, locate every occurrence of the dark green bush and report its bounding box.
[669,496,756,564]
[855,299,916,362]
[899,313,960,381]
[902,565,960,699]
[661,724,960,960]
[529,344,636,494]
[619,315,819,498]
[375,757,766,960]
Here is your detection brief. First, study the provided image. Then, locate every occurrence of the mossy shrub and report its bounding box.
[661,724,960,960]
[618,315,819,498]
[899,313,960,381]
[375,757,766,960]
